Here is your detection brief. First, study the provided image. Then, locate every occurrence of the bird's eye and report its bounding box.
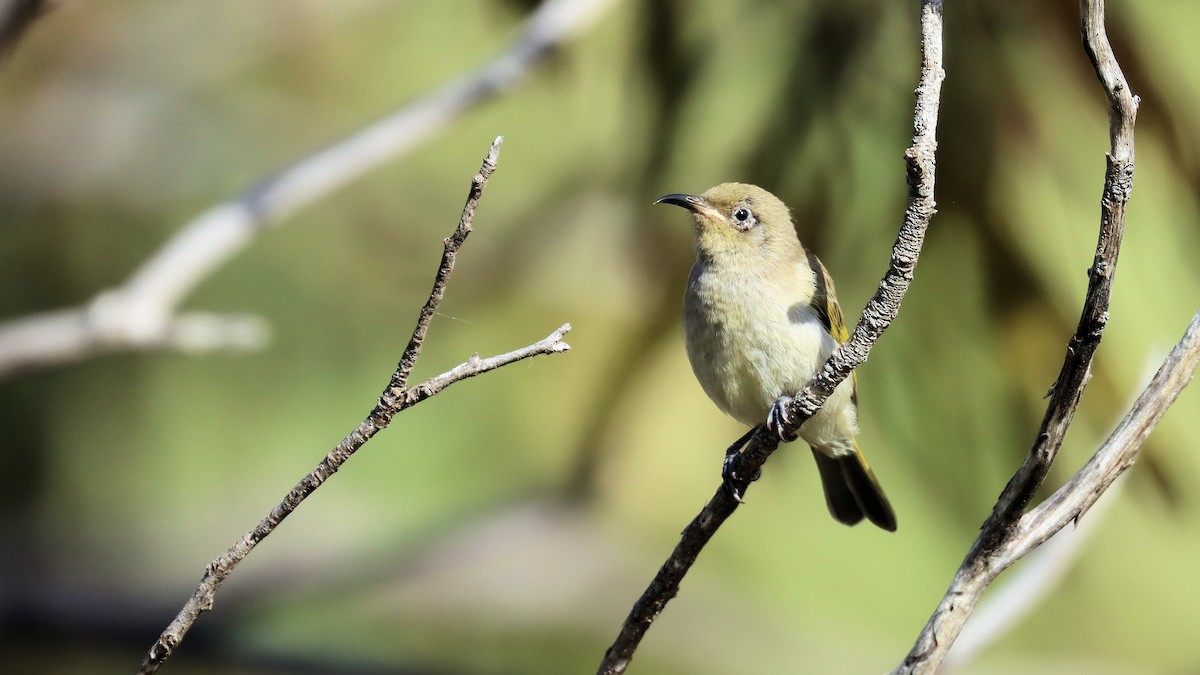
[731,207,756,229]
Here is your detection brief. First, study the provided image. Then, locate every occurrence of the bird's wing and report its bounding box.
[804,248,858,404]
[803,249,849,344]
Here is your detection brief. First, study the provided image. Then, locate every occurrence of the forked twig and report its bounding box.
[137,137,572,674]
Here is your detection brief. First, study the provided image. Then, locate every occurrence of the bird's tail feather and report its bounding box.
[811,443,897,532]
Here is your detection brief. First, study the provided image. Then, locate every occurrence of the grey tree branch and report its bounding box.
[392,134,498,389]
[1011,310,1200,553]
[943,461,1125,672]
[893,1,1141,672]
[944,349,1159,672]
[595,3,945,673]
[0,0,616,380]
[136,137,573,674]
[898,311,1199,675]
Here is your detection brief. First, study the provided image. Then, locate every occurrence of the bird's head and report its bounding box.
[656,182,800,263]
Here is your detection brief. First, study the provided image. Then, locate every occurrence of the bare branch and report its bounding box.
[893,1,1141,671]
[595,2,945,672]
[983,0,1138,538]
[401,323,572,408]
[0,0,616,380]
[136,138,573,674]
[943,348,1160,672]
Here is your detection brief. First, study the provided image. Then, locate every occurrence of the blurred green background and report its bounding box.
[2,1,1199,673]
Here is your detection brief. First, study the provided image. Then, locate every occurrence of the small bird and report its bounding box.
[657,183,896,531]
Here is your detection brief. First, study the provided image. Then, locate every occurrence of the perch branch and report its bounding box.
[893,0,1139,671]
[596,2,945,673]
[0,0,615,380]
[137,138,573,674]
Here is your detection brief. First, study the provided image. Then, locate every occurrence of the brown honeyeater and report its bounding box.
[657,183,896,531]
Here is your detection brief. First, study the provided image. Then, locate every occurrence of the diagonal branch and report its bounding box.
[896,309,1198,674]
[1010,309,1200,555]
[136,138,573,674]
[0,0,616,380]
[595,2,945,673]
[942,313,1200,673]
[942,448,1125,672]
[893,1,1140,672]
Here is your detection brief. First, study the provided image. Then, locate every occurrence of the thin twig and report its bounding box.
[137,138,573,674]
[392,137,499,389]
[893,1,1139,672]
[0,0,616,380]
[595,3,945,673]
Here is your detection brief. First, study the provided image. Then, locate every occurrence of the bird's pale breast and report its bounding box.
[683,257,857,451]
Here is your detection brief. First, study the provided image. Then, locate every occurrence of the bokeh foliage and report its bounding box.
[1,1,1198,673]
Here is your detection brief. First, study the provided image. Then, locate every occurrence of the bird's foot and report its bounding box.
[766,395,800,442]
[722,428,761,503]
[721,454,762,503]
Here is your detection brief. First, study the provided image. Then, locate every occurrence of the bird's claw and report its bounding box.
[722,452,744,502]
[722,451,761,503]
[767,396,800,442]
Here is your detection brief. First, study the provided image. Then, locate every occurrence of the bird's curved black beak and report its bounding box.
[655,193,704,210]
[656,193,723,222]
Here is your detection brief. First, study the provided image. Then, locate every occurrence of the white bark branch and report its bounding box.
[0,0,616,380]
